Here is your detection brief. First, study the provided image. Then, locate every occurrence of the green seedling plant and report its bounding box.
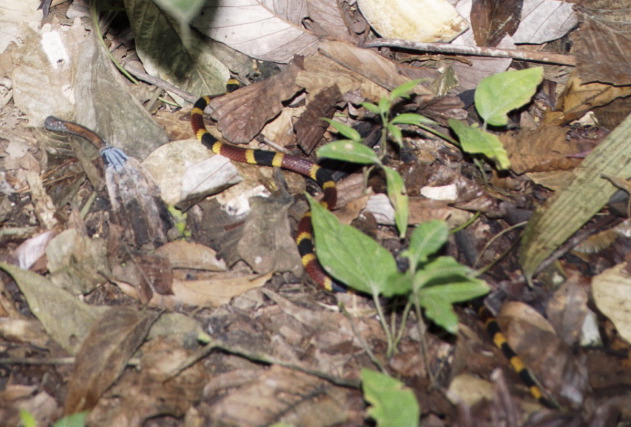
[319,79,437,238]
[312,70,544,424]
[448,67,544,170]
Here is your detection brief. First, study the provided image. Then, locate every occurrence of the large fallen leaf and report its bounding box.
[64,307,160,414]
[0,263,107,354]
[357,0,467,42]
[574,4,631,86]
[191,0,320,63]
[123,0,230,96]
[592,263,631,344]
[520,111,631,280]
[512,0,577,44]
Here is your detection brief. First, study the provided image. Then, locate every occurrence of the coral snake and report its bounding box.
[191,79,558,408]
[189,80,556,409]
[42,84,556,410]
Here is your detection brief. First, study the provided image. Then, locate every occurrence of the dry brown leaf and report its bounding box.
[210,62,302,143]
[87,337,207,425]
[46,228,109,295]
[502,126,583,174]
[116,272,272,308]
[574,4,631,85]
[512,0,577,44]
[201,365,359,425]
[294,85,343,153]
[306,0,355,41]
[318,40,433,96]
[64,307,159,414]
[0,263,108,354]
[298,51,388,103]
[545,72,631,125]
[155,240,226,271]
[471,0,522,47]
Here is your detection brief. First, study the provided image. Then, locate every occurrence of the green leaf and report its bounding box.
[390,79,423,100]
[418,295,460,334]
[317,141,381,165]
[307,195,400,296]
[361,369,420,427]
[362,102,382,115]
[412,256,478,291]
[449,120,510,170]
[413,257,489,333]
[403,220,449,267]
[418,279,489,334]
[387,123,403,146]
[383,167,408,238]
[53,412,88,427]
[20,410,37,427]
[418,275,490,304]
[378,97,391,115]
[390,113,437,126]
[386,271,414,295]
[322,119,362,142]
[475,67,543,126]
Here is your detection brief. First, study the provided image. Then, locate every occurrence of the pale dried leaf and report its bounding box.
[0,263,108,354]
[357,0,467,42]
[155,240,226,271]
[592,263,631,344]
[191,0,319,63]
[513,0,578,44]
[318,40,432,94]
[116,272,273,308]
[0,0,42,53]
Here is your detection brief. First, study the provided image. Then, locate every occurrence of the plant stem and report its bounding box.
[372,291,394,358]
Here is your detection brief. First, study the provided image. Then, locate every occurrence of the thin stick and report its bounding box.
[123,62,197,104]
[364,39,576,66]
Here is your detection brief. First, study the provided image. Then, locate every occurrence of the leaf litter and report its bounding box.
[1,0,631,425]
